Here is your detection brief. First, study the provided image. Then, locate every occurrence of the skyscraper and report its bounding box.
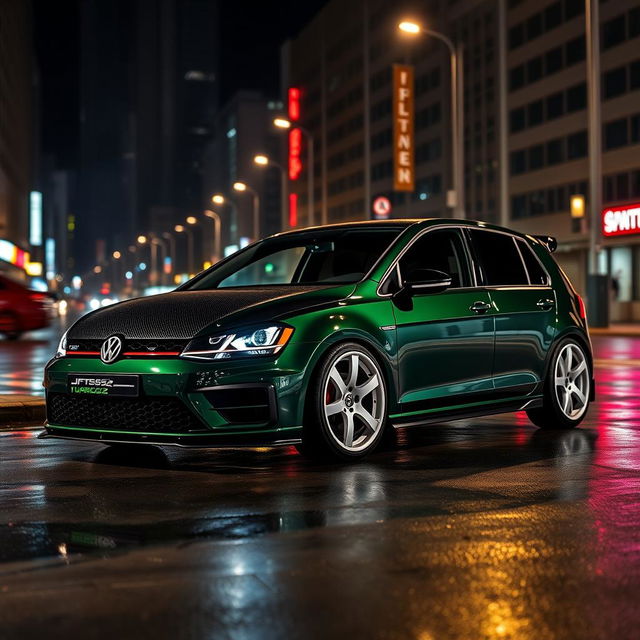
[76,0,218,273]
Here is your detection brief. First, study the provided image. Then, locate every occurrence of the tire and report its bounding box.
[527,338,591,430]
[296,342,388,461]
[0,312,21,340]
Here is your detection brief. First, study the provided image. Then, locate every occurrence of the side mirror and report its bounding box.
[404,269,452,295]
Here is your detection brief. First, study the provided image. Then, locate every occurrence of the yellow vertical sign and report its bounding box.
[393,64,415,192]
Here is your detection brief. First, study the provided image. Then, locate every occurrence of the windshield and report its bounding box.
[185,227,404,290]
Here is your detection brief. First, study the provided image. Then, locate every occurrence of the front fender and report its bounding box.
[285,299,399,424]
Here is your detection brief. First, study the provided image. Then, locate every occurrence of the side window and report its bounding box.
[518,240,549,285]
[399,229,472,288]
[470,230,529,286]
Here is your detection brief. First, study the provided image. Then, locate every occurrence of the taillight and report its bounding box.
[29,293,47,306]
[577,295,586,319]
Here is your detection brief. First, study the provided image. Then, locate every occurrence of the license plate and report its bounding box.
[67,374,139,397]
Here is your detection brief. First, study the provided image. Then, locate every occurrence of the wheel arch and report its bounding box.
[298,330,399,425]
[543,327,594,400]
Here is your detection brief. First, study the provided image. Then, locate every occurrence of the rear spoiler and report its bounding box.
[533,235,557,253]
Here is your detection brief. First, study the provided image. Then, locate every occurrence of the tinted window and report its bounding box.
[187,228,402,289]
[399,229,471,288]
[518,240,549,285]
[470,230,529,286]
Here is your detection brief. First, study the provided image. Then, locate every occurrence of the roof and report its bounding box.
[273,217,519,237]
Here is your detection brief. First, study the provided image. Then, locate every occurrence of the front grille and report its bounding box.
[47,393,208,434]
[203,385,276,425]
[66,338,188,355]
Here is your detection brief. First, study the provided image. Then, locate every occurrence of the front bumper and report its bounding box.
[43,354,310,446]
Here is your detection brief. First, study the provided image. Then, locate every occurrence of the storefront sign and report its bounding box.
[393,64,415,192]
[0,239,29,269]
[602,204,640,237]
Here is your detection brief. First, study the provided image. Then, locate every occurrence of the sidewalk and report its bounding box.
[589,323,640,337]
[0,394,45,429]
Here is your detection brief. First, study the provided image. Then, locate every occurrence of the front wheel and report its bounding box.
[527,338,591,430]
[296,342,388,461]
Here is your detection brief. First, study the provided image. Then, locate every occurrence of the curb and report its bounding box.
[589,330,640,338]
[0,396,46,429]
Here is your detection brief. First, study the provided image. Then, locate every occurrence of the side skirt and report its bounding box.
[390,396,543,429]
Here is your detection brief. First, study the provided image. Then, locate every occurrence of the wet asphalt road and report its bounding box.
[0,326,639,639]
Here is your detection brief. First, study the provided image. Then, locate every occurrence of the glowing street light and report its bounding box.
[211,194,225,205]
[273,117,291,129]
[137,235,147,244]
[273,117,315,226]
[204,210,222,263]
[174,225,195,275]
[233,181,260,240]
[254,154,288,231]
[398,20,421,34]
[398,18,464,219]
[112,250,121,260]
[186,215,198,225]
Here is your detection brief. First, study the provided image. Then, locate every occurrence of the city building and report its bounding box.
[201,90,284,257]
[76,0,219,275]
[281,0,640,321]
[0,0,33,279]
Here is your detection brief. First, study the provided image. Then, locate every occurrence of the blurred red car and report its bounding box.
[0,274,51,340]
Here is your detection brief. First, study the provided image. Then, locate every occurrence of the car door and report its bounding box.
[467,229,556,396]
[387,227,495,414]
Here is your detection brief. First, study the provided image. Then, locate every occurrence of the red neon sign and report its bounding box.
[289,193,298,228]
[288,87,300,122]
[288,86,302,181]
[289,128,302,180]
[602,204,640,237]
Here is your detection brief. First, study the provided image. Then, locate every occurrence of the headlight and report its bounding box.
[56,329,69,358]
[181,324,294,361]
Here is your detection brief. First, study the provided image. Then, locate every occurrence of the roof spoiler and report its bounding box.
[533,235,557,253]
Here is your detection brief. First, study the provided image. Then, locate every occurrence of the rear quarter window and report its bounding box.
[470,229,529,286]
[518,240,549,285]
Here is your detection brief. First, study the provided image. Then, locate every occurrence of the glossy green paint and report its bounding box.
[44,219,591,446]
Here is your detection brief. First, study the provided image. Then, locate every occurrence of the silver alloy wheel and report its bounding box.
[554,343,590,420]
[322,350,386,452]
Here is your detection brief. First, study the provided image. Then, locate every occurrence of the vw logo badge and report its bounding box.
[100,335,123,364]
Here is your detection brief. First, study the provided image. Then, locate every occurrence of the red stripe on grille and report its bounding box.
[122,352,181,356]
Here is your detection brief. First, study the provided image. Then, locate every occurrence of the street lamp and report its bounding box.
[274,117,315,226]
[149,234,168,286]
[204,210,222,263]
[398,19,465,219]
[174,224,195,276]
[137,234,147,244]
[233,181,261,240]
[254,153,288,231]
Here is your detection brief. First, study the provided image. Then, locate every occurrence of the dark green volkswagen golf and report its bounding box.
[43,219,594,460]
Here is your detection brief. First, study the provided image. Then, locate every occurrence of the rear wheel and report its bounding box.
[0,312,21,340]
[527,338,591,430]
[296,343,388,461]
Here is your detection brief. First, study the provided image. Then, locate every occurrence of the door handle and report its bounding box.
[469,301,491,314]
[536,298,555,311]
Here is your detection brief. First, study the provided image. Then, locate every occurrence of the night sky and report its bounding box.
[33,0,328,169]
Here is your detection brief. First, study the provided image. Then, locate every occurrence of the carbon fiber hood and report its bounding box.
[68,286,341,340]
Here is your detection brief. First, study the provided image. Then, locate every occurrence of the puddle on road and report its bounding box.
[0,429,601,567]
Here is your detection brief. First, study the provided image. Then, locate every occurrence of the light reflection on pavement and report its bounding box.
[0,331,639,637]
